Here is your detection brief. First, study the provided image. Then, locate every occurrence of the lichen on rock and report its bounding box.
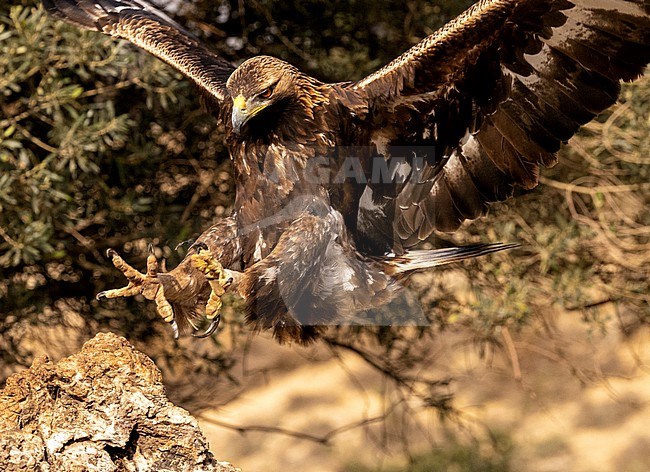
[0,332,238,472]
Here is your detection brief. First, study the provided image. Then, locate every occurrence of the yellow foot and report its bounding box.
[97,246,180,339]
[190,242,233,338]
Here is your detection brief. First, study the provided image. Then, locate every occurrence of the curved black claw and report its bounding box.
[192,315,221,338]
[175,239,196,251]
[190,241,209,253]
[170,319,180,340]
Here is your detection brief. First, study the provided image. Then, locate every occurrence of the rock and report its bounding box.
[0,332,238,472]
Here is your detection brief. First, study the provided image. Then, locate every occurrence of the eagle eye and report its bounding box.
[258,85,275,100]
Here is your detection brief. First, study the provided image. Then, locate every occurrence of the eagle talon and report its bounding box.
[170,319,180,340]
[175,239,196,251]
[190,246,231,338]
[98,247,182,335]
[191,241,209,252]
[192,315,221,338]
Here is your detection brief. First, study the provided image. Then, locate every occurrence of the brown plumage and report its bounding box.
[43,0,650,343]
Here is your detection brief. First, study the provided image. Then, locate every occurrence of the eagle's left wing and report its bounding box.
[43,0,235,105]
[351,0,649,250]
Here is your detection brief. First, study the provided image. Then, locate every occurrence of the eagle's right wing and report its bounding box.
[43,0,235,103]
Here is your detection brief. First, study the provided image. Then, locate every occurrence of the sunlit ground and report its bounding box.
[194,274,650,472]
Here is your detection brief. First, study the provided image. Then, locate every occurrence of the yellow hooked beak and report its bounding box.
[231,95,268,133]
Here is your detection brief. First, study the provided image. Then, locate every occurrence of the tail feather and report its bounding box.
[391,242,519,274]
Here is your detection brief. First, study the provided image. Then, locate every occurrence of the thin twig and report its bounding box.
[539,176,650,194]
[198,400,401,447]
[565,299,617,312]
[501,326,521,381]
[197,416,330,444]
[324,337,416,393]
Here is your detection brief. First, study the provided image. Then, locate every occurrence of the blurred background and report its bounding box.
[1,1,649,470]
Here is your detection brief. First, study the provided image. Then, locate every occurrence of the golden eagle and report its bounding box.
[43,0,650,343]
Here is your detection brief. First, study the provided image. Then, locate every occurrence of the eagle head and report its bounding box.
[226,56,323,135]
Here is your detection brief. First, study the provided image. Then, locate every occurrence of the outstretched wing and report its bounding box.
[43,0,235,104]
[352,0,649,251]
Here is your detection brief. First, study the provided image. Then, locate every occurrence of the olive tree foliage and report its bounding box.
[0,0,233,380]
[0,0,648,439]
[0,3,224,292]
